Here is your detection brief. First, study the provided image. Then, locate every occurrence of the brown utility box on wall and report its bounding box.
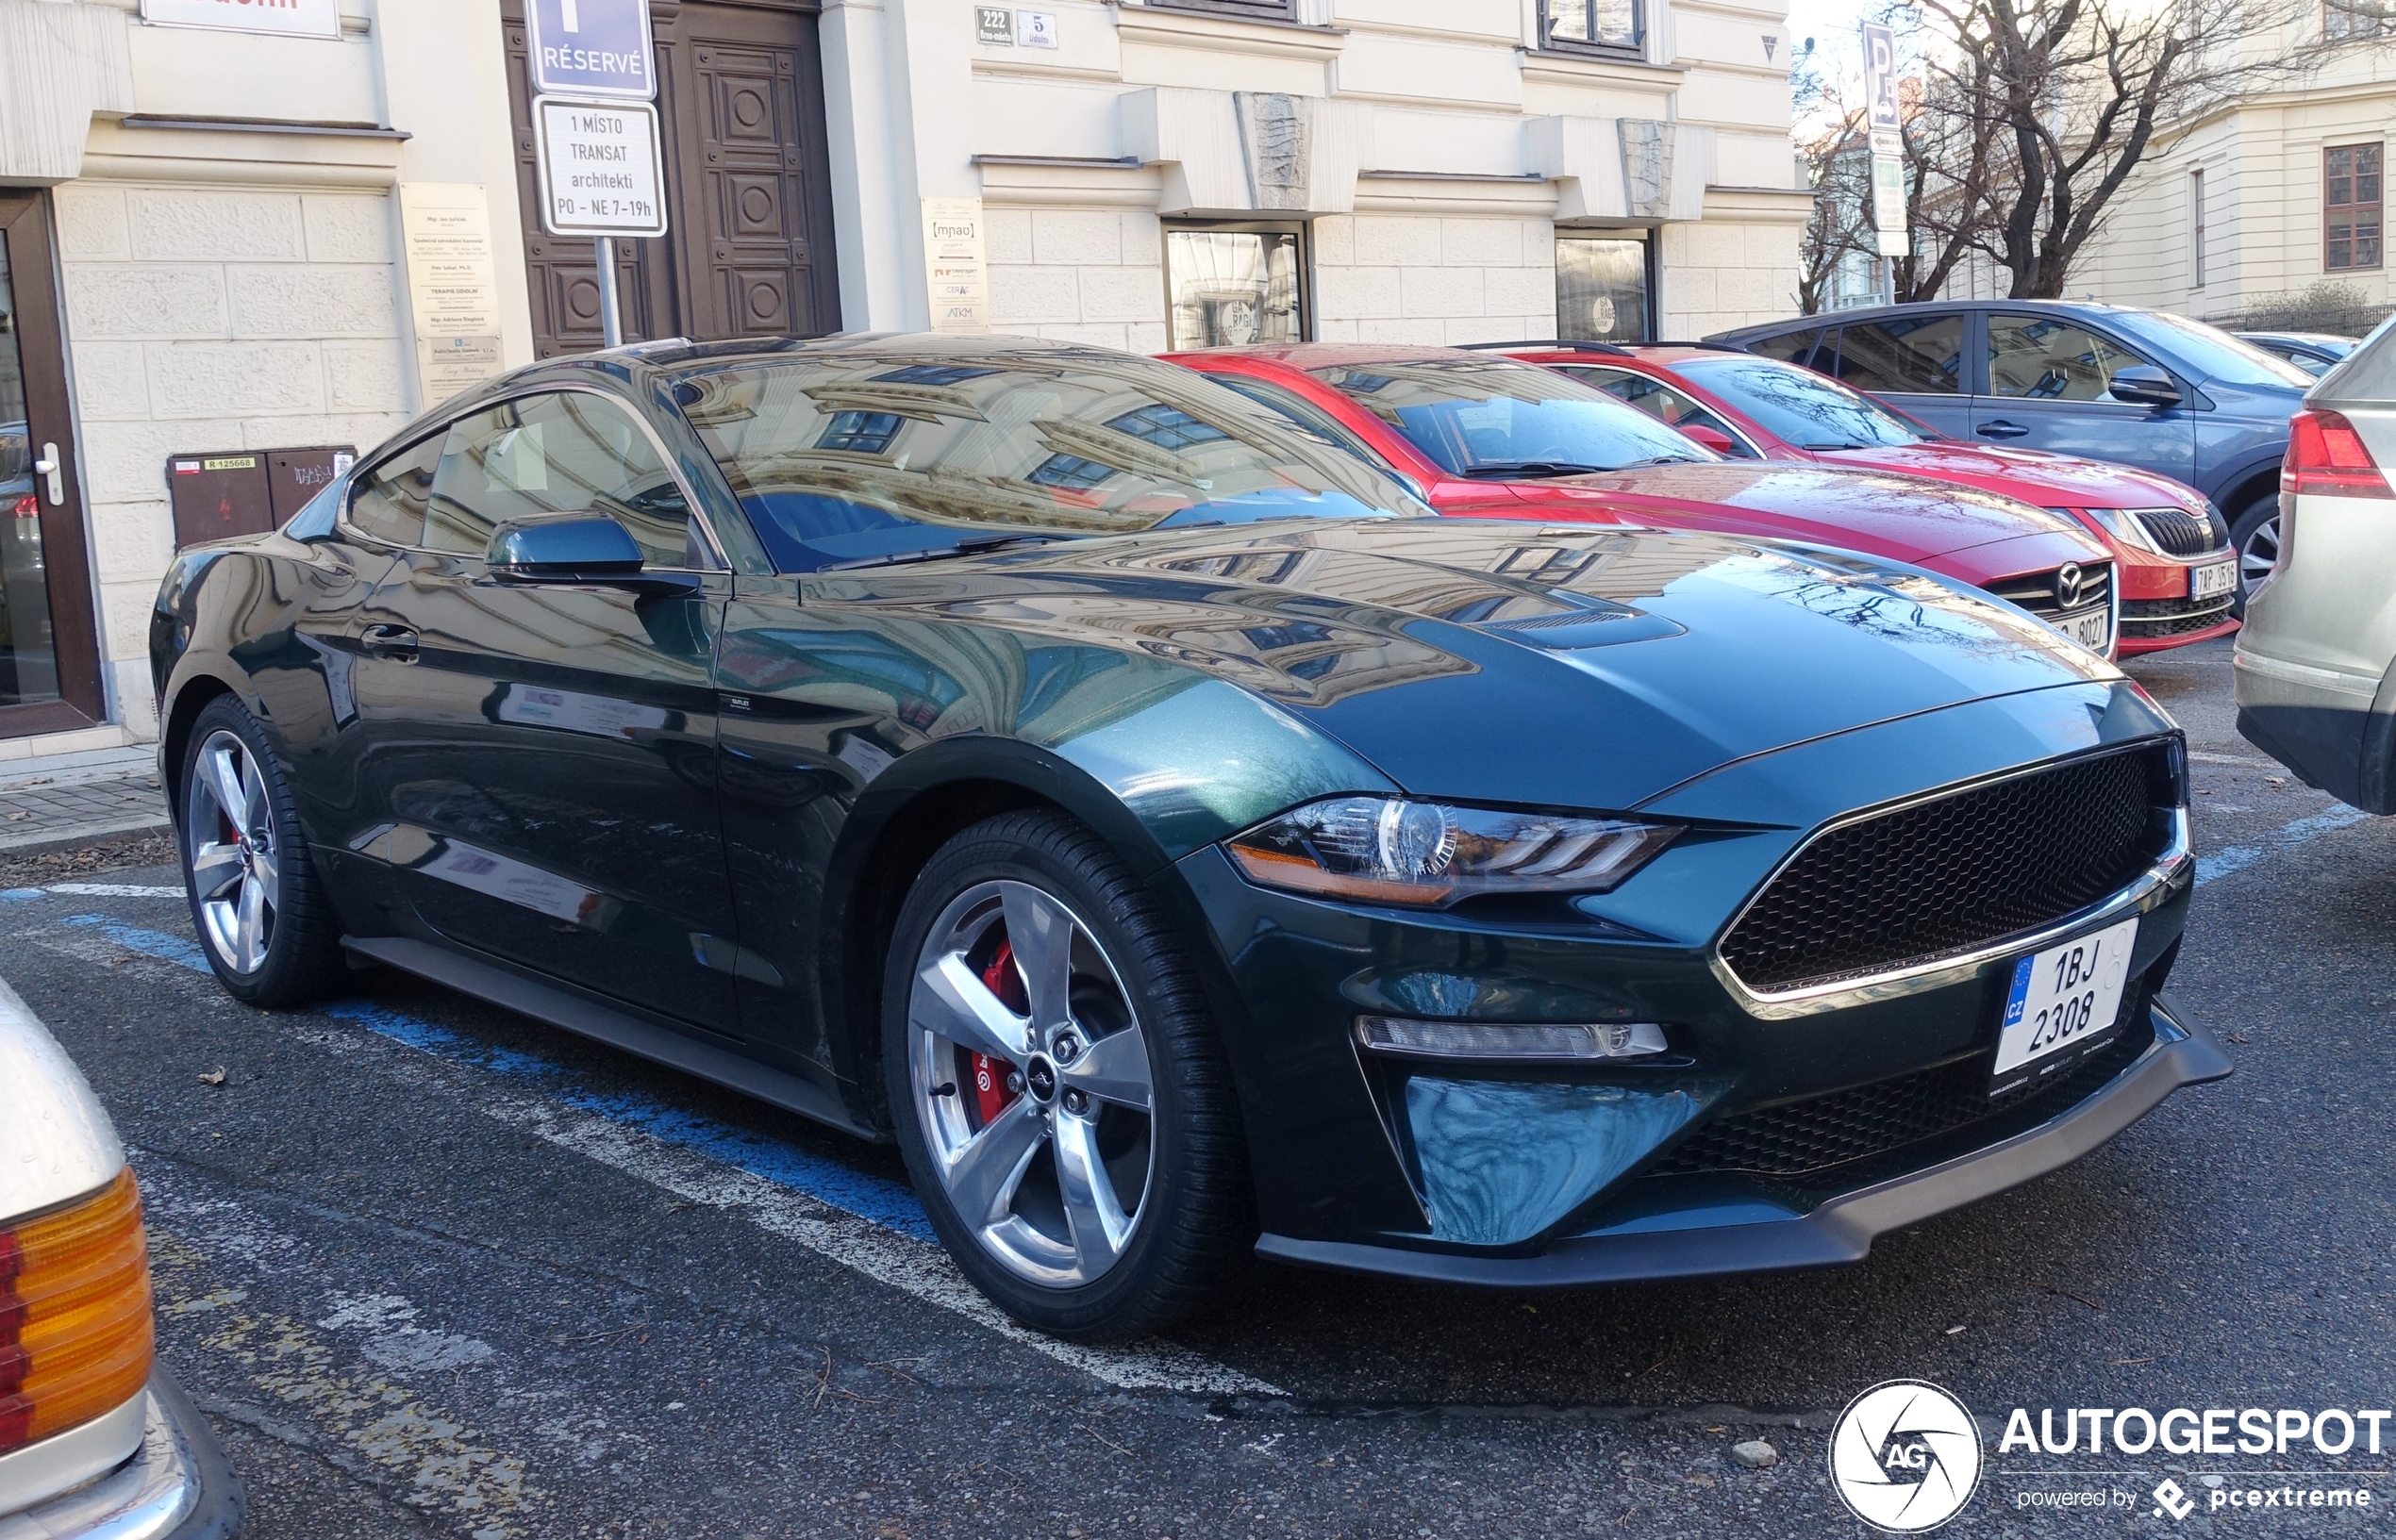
[168,445,356,548]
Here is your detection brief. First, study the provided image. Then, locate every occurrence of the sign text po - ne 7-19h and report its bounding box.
[533,96,669,240]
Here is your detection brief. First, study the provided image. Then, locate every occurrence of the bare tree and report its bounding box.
[1891,0,2316,298]
[1892,63,2004,302]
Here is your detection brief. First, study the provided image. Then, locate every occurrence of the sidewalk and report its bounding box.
[0,745,169,854]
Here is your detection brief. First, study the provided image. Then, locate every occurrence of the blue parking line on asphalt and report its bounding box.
[62,916,936,1243]
[2197,805,2376,886]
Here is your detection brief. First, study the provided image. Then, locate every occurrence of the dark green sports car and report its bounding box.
[150,335,2225,1340]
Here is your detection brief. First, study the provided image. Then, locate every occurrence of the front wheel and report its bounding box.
[178,695,346,1005]
[2229,498,2282,616]
[883,810,1251,1341]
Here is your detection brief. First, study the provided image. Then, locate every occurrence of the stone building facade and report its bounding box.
[0,0,1806,758]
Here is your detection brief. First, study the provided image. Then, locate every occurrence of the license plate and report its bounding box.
[2057,604,2112,653]
[1992,916,2138,1095]
[2190,557,2238,601]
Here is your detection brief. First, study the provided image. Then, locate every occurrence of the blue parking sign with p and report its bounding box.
[526,0,657,101]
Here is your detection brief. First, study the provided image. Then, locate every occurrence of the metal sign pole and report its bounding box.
[596,235,623,347]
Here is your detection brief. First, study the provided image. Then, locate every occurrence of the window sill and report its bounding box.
[1113,3,1349,58]
[1519,47,1684,85]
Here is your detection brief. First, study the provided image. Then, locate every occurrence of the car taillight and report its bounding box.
[0,1168,154,1456]
[2283,408,2392,498]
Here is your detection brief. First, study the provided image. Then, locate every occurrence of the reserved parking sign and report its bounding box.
[525,0,657,101]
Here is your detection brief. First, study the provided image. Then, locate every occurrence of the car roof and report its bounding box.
[2237,331,2356,348]
[1705,298,2150,342]
[1171,341,1550,371]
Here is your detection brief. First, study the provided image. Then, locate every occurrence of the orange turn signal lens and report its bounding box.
[0,1167,155,1456]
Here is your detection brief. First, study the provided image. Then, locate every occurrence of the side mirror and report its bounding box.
[1679,423,1739,455]
[488,513,696,596]
[2108,366,2183,409]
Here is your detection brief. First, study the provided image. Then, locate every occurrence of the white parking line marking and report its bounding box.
[44,883,186,898]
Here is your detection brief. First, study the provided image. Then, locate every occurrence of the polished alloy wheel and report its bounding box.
[185,728,279,975]
[2238,512,2281,598]
[907,879,1155,1288]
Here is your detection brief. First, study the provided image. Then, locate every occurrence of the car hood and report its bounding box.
[1818,441,2205,509]
[1469,461,2098,563]
[816,518,2120,814]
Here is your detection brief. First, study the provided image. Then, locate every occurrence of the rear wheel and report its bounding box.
[2229,497,2281,615]
[179,695,345,1005]
[883,810,1250,1340]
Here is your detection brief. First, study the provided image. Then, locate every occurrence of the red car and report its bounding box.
[1500,342,2238,654]
[1167,343,2120,655]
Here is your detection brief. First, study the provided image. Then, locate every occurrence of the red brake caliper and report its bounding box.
[970,939,1026,1127]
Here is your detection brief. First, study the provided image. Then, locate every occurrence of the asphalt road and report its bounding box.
[10,635,2395,1538]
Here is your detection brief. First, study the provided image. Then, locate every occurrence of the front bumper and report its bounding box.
[1259,994,2227,1284]
[2,1373,242,1540]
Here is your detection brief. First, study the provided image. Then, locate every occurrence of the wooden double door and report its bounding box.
[504,0,842,356]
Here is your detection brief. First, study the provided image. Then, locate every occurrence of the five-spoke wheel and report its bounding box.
[885,810,1250,1340]
[176,695,343,1005]
[186,727,279,976]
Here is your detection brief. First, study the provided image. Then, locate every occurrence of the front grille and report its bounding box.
[2122,592,2235,638]
[2127,507,2225,557]
[1649,1007,2155,1178]
[1988,560,2113,618]
[1719,746,2169,994]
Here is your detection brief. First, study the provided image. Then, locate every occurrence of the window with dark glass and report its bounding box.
[1747,327,1826,370]
[817,410,907,455]
[424,393,696,567]
[1559,364,1755,455]
[2327,143,2383,272]
[1556,236,1651,343]
[1165,227,1305,349]
[1541,0,1641,55]
[1824,314,1967,394]
[1141,0,1296,18]
[1985,314,2156,403]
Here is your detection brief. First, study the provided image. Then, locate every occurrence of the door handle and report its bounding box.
[1975,421,2029,439]
[31,443,62,505]
[359,623,419,662]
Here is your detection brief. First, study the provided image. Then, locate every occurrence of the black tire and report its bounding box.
[2227,495,2281,618]
[882,809,1251,1341]
[177,695,346,1006]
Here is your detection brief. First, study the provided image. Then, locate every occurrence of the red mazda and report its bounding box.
[1167,343,2121,655]
[1500,342,2238,654]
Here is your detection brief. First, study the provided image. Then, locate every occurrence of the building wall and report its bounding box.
[53,182,413,734]
[2079,33,2396,321]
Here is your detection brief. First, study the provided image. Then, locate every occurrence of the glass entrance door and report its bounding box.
[0,192,105,732]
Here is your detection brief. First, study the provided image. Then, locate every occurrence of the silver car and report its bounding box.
[2234,316,2396,811]
[0,978,240,1539]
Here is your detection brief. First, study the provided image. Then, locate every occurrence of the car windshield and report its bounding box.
[679,347,1425,571]
[1670,356,1933,450]
[2106,310,2314,389]
[1304,357,1715,476]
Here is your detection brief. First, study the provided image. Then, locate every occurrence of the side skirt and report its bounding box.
[340,935,882,1141]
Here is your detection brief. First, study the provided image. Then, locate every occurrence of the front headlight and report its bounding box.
[1224,796,1682,906]
[2072,506,2160,554]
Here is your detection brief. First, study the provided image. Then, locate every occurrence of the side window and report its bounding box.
[1828,315,1967,393]
[1559,366,1758,457]
[346,435,441,547]
[1747,328,1825,370]
[1985,314,2156,403]
[427,392,699,567]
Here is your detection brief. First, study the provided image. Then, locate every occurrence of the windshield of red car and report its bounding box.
[1671,355,1933,451]
[1304,357,1714,477]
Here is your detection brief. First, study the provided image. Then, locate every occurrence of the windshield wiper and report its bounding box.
[820,532,1073,571]
[1614,455,1703,469]
[1457,461,1608,479]
[1798,441,1869,451]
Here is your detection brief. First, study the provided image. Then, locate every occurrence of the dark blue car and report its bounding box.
[1708,301,2314,601]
